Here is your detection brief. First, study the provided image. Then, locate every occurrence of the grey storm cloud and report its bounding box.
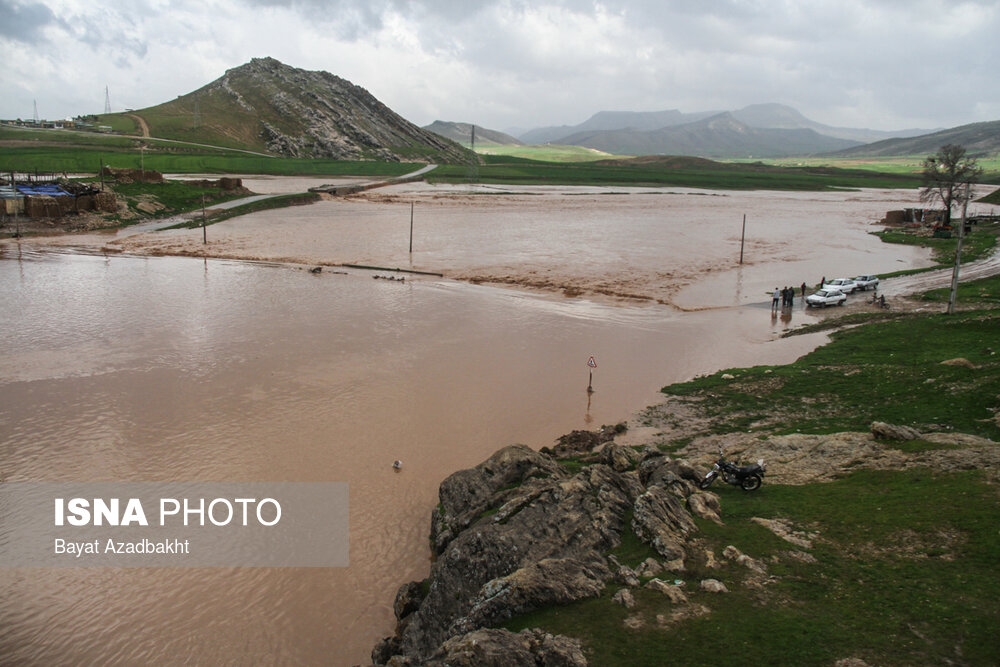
[0,0,65,42]
[206,0,1000,129]
[1,0,997,131]
[71,13,149,62]
[241,0,495,38]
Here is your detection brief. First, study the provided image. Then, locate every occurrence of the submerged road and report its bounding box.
[116,164,440,235]
[881,246,1000,297]
[308,163,438,195]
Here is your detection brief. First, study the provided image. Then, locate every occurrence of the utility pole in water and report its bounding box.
[739,214,747,264]
[467,125,479,185]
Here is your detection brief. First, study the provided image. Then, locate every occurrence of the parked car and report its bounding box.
[806,289,847,307]
[822,278,859,294]
[852,275,880,291]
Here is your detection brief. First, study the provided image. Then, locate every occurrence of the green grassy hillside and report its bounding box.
[95,58,472,163]
[831,119,1000,159]
[126,73,291,152]
[0,126,419,177]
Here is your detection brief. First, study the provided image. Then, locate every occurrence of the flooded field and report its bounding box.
[109,182,935,308]
[1,184,935,665]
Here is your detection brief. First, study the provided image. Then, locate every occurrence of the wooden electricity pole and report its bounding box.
[946,184,971,315]
[739,214,747,264]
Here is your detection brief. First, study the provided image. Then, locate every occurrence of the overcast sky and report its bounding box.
[2,0,998,134]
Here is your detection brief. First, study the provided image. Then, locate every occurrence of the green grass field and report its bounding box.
[509,465,999,666]
[661,308,1000,440]
[504,274,1000,665]
[980,187,1000,205]
[106,180,250,221]
[480,148,1000,181]
[733,154,1000,178]
[0,127,419,177]
[476,144,622,162]
[874,223,999,276]
[5,124,998,192]
[430,154,923,190]
[921,272,1000,305]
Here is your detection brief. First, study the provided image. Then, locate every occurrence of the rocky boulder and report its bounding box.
[631,485,698,561]
[424,628,587,667]
[453,557,610,636]
[871,421,921,441]
[430,444,565,554]
[372,443,705,665]
[541,422,626,459]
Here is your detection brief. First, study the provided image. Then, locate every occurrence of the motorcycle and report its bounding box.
[699,451,766,491]
[868,292,890,309]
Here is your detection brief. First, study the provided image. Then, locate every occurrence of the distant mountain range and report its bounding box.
[111,58,471,163]
[555,112,861,158]
[517,109,720,145]
[726,104,937,143]
[427,103,953,158]
[829,120,1000,158]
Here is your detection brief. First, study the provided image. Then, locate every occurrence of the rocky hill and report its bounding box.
[424,121,524,146]
[829,119,1000,158]
[129,58,472,163]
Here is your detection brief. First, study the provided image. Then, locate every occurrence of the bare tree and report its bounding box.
[920,145,983,314]
[920,144,982,227]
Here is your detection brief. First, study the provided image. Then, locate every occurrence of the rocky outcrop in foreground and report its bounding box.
[370,437,718,665]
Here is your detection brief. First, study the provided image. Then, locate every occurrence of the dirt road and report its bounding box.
[126,113,150,138]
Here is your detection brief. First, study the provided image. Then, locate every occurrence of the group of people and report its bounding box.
[772,282,808,311]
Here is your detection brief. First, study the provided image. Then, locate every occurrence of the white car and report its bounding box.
[852,275,880,291]
[806,289,847,307]
[822,278,859,294]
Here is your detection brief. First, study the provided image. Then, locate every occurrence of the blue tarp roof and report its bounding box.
[16,184,69,196]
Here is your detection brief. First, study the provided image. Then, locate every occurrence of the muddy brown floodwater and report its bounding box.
[0,183,938,665]
[106,181,937,308]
